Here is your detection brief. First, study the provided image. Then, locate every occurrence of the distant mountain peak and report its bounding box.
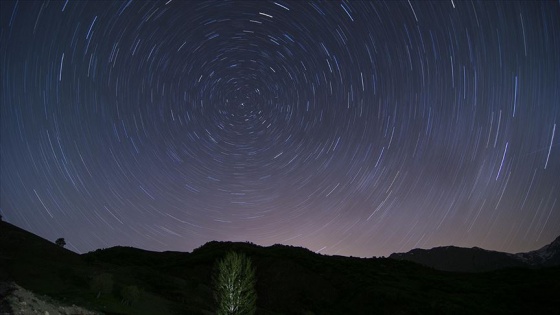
[514,236,560,267]
[550,235,560,246]
[389,235,560,272]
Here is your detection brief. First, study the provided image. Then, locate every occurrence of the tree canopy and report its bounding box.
[55,238,66,247]
[213,251,257,315]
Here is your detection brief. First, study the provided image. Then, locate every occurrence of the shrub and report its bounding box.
[91,273,113,298]
[121,285,141,305]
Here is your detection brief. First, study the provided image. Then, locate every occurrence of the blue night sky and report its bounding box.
[1,0,559,257]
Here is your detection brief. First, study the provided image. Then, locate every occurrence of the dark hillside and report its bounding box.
[0,221,83,286]
[2,221,559,314]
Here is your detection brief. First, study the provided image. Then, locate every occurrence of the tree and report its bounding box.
[55,238,66,247]
[213,251,257,315]
[91,273,113,298]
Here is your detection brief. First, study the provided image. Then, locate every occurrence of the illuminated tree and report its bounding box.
[213,251,257,315]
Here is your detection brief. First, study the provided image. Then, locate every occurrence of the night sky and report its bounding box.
[1,0,559,258]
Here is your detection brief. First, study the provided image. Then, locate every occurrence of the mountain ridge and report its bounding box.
[2,220,560,314]
[389,235,560,272]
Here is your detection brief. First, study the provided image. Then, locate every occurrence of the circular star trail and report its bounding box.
[1,1,559,257]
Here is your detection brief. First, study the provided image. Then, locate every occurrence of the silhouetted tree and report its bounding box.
[91,273,113,298]
[213,251,257,315]
[55,238,66,247]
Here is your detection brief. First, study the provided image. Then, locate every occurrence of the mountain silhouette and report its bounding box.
[389,236,560,272]
[1,220,559,314]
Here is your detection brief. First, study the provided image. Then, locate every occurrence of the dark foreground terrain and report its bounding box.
[1,220,559,314]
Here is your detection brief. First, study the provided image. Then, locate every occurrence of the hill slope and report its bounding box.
[389,236,560,272]
[2,220,559,314]
[515,235,560,267]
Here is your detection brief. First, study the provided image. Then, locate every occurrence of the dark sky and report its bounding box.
[1,0,559,258]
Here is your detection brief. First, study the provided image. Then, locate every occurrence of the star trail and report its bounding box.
[1,0,559,257]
